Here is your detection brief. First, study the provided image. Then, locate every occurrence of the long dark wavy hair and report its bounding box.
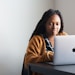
[30,9,64,40]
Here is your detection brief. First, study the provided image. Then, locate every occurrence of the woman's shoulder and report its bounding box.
[58,31,68,35]
[29,35,45,47]
[32,35,44,39]
[30,35,44,42]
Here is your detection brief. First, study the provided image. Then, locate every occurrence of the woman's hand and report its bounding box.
[47,51,54,61]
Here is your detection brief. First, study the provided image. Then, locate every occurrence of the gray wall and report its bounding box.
[55,0,75,35]
[0,0,53,75]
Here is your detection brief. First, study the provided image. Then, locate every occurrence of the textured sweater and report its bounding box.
[24,32,68,75]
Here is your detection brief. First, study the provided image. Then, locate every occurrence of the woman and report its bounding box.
[24,9,68,75]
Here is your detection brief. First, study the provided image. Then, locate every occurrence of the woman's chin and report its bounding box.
[53,32,57,36]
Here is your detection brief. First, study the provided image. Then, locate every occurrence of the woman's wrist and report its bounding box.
[47,51,54,61]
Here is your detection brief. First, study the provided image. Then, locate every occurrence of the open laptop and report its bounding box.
[46,35,75,65]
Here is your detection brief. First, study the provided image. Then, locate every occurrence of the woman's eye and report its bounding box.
[49,23,53,25]
[56,23,59,25]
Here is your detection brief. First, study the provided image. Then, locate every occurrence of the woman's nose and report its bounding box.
[53,24,56,29]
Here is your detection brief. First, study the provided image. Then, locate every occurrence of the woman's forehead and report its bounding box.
[47,14,61,22]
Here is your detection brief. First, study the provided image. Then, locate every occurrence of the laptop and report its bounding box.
[46,35,75,65]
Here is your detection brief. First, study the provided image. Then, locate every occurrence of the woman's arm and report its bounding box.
[24,35,53,68]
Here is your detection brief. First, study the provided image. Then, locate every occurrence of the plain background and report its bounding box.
[0,0,53,75]
[0,0,75,75]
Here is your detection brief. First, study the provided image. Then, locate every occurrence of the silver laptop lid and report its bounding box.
[53,35,75,65]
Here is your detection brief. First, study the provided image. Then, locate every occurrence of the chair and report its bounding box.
[22,63,28,75]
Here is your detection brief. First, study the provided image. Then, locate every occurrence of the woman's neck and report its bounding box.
[48,35,54,41]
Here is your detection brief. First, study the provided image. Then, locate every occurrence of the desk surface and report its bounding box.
[28,63,75,75]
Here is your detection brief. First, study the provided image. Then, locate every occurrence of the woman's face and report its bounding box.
[45,14,61,36]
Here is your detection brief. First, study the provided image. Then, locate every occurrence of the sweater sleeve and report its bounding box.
[58,32,68,35]
[24,35,53,68]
